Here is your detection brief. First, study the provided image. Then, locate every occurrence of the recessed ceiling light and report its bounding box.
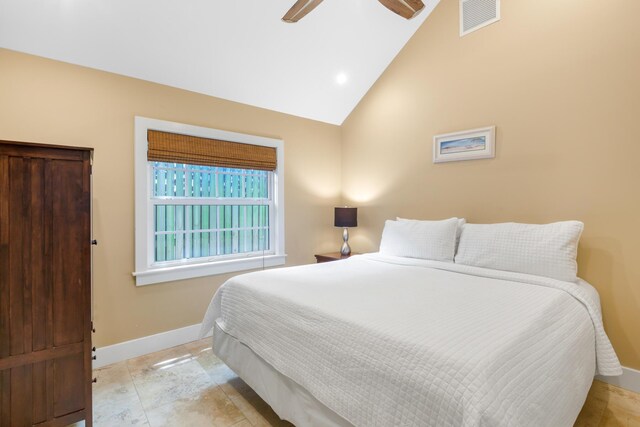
[336,72,348,85]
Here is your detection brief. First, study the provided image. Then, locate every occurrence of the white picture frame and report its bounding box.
[433,126,496,163]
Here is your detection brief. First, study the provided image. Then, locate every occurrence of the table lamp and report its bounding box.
[334,207,358,256]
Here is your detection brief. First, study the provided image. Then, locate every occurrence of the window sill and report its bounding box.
[133,254,287,286]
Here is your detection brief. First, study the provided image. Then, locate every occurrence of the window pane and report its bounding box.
[152,163,269,199]
[154,204,269,263]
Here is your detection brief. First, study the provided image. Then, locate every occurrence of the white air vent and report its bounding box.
[460,0,500,36]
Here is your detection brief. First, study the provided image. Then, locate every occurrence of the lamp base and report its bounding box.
[340,227,351,256]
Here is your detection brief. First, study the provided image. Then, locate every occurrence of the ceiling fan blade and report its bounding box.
[282,0,324,23]
[403,0,425,13]
[378,0,425,19]
[282,0,309,21]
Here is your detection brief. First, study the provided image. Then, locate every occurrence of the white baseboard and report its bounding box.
[93,323,212,369]
[597,366,640,393]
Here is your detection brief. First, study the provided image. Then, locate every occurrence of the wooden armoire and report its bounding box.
[0,141,94,426]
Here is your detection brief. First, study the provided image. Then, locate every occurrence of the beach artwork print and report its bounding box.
[439,136,486,154]
[433,126,495,163]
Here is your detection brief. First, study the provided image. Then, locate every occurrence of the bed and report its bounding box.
[200,220,622,427]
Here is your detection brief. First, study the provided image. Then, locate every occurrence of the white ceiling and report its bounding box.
[0,0,439,125]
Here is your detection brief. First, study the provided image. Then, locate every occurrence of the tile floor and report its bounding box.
[70,339,639,427]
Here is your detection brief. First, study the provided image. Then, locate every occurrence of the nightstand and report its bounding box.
[314,252,358,263]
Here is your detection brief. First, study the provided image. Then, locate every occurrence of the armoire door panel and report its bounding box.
[53,353,84,417]
[29,159,48,353]
[0,155,9,361]
[0,369,9,426]
[10,365,32,426]
[51,160,85,347]
[43,159,55,353]
[8,156,26,357]
[32,361,47,425]
[21,159,35,356]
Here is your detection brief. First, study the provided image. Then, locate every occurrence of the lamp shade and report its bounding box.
[334,207,358,228]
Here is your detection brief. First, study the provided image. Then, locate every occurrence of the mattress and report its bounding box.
[200,253,621,427]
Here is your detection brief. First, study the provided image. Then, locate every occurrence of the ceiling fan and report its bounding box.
[282,0,425,23]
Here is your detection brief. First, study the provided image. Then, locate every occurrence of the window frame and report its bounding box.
[133,117,286,286]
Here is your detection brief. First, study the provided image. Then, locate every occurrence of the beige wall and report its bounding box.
[0,48,342,347]
[342,0,640,369]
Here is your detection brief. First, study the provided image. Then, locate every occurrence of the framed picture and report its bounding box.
[433,126,496,163]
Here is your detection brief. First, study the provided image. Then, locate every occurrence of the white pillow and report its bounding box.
[398,217,466,245]
[454,221,584,282]
[380,217,459,262]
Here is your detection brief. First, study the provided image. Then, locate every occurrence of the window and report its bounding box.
[152,163,272,263]
[134,117,285,285]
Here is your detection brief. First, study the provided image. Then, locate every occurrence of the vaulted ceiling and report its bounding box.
[0,0,439,124]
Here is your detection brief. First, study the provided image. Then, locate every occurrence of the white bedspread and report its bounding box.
[200,254,621,427]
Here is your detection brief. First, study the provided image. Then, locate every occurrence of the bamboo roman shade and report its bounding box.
[147,130,277,171]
